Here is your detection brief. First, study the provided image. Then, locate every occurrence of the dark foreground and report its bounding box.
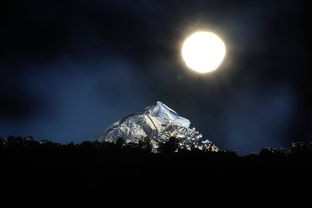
[1,136,311,202]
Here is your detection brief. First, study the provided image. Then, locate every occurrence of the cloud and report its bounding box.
[0,57,153,142]
[224,85,295,154]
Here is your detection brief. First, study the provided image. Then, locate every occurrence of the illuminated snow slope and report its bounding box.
[99,101,219,152]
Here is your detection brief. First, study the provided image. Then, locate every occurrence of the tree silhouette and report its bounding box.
[0,135,311,199]
[158,137,179,154]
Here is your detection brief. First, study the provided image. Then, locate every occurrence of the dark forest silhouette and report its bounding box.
[1,136,311,200]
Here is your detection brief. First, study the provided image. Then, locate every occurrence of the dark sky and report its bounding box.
[1,0,310,154]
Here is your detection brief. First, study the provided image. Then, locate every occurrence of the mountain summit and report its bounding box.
[99,101,219,152]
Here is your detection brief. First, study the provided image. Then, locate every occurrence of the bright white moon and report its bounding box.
[182,31,226,73]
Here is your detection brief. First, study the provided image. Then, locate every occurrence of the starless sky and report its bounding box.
[0,0,310,154]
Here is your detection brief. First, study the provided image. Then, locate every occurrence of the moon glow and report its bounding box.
[182,31,226,73]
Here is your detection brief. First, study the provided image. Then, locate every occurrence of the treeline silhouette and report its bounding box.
[0,136,311,200]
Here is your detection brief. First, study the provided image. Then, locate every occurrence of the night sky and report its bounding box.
[1,0,310,154]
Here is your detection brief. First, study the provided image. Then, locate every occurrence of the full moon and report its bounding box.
[182,31,226,73]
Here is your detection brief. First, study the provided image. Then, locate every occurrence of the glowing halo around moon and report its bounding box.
[181,31,226,73]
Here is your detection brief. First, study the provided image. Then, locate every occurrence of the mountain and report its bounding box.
[98,101,219,152]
